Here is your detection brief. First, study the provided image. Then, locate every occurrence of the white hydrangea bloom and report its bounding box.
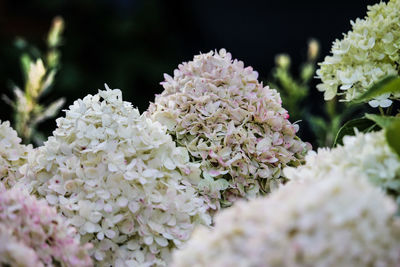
[172,172,400,267]
[316,0,400,103]
[148,49,310,209]
[0,120,32,190]
[284,130,400,202]
[19,87,211,266]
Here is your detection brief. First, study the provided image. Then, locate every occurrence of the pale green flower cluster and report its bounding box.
[19,87,211,266]
[316,0,400,103]
[284,130,400,202]
[172,172,400,267]
[148,49,310,209]
[0,187,92,267]
[0,121,32,190]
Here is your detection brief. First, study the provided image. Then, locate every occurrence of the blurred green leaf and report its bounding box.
[14,37,28,49]
[333,117,377,146]
[47,17,64,48]
[20,53,31,82]
[385,120,400,157]
[40,70,57,98]
[300,63,314,83]
[308,116,328,135]
[31,129,47,146]
[33,98,65,124]
[354,75,400,103]
[365,114,400,128]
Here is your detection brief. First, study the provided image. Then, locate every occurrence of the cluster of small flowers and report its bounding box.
[0,224,41,267]
[316,0,400,105]
[20,88,211,266]
[148,49,310,208]
[0,120,32,190]
[0,187,92,267]
[172,172,400,267]
[284,130,400,202]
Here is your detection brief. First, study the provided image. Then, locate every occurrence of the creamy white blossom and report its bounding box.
[148,49,310,209]
[172,172,400,267]
[316,0,400,103]
[0,120,32,190]
[284,130,400,202]
[19,87,211,266]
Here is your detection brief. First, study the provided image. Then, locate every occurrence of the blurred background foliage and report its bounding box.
[0,0,378,147]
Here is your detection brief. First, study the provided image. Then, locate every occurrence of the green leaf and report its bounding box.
[365,114,400,128]
[385,120,400,157]
[40,70,57,98]
[31,129,47,146]
[20,53,31,82]
[354,75,400,103]
[333,117,377,147]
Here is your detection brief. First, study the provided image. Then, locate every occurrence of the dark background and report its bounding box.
[0,0,378,140]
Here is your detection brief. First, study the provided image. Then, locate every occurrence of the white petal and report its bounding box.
[379,99,392,108]
[105,229,116,239]
[340,84,352,90]
[97,232,104,240]
[46,195,58,205]
[368,100,379,108]
[128,201,140,213]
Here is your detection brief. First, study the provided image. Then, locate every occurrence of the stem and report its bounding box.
[379,107,385,116]
[386,105,392,116]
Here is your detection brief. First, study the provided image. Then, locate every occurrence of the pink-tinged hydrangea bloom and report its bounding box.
[172,172,400,267]
[0,121,32,190]
[20,87,211,266]
[0,224,41,267]
[148,49,310,209]
[0,187,92,267]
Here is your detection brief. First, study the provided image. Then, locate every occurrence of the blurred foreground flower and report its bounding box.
[0,120,32,190]
[0,187,92,267]
[148,49,310,209]
[172,172,400,267]
[316,0,400,104]
[284,130,400,204]
[20,87,210,266]
[2,17,65,145]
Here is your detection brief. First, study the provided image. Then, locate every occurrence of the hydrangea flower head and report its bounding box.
[148,49,310,208]
[316,0,400,103]
[20,87,210,266]
[284,130,400,202]
[0,121,32,190]
[172,172,400,267]
[0,187,92,267]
